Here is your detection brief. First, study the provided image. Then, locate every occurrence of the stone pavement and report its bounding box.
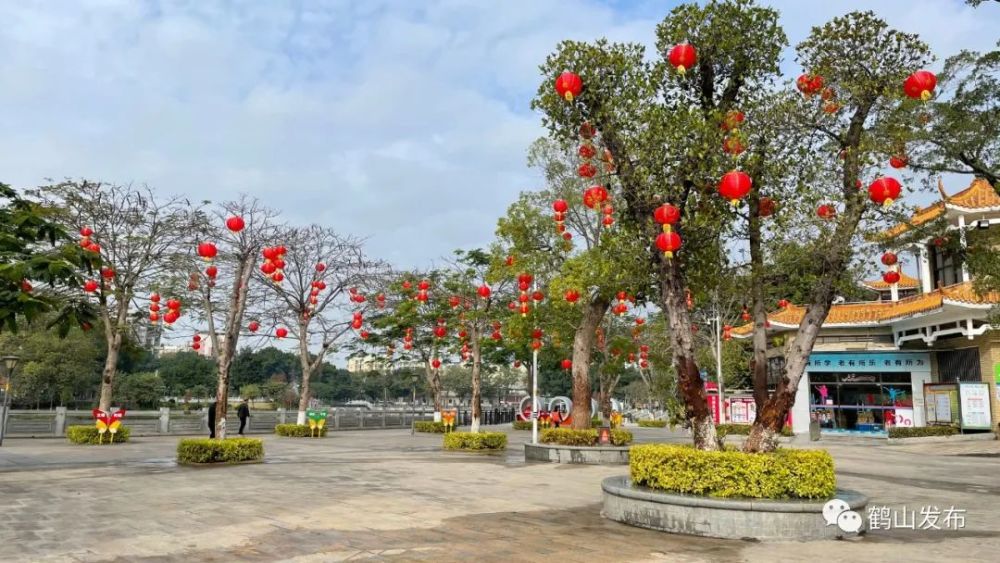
[1,427,999,562]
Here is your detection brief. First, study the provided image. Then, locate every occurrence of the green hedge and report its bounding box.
[630,444,835,499]
[717,423,793,438]
[512,420,532,431]
[888,426,958,439]
[443,431,507,450]
[414,421,447,433]
[176,438,264,464]
[66,425,131,444]
[637,419,667,428]
[539,428,633,447]
[275,424,327,437]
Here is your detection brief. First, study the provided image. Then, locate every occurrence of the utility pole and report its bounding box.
[531,277,539,445]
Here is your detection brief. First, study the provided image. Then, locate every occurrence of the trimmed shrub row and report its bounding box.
[540,428,633,447]
[512,420,532,431]
[443,431,507,450]
[66,425,131,444]
[630,444,835,500]
[888,425,958,439]
[177,438,264,465]
[275,424,327,437]
[716,423,793,438]
[414,421,447,433]
[637,419,667,428]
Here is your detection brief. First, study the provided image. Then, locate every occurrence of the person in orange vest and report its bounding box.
[551,408,562,429]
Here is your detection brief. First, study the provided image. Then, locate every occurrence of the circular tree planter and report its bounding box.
[601,475,868,541]
[525,443,630,465]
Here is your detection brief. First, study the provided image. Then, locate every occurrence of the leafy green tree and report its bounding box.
[156,351,216,396]
[0,324,103,408]
[113,372,166,409]
[230,347,300,389]
[240,383,262,405]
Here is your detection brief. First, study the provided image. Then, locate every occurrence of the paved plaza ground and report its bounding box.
[2,427,1000,562]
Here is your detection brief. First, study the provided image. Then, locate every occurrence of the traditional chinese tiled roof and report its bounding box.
[860,272,920,291]
[731,281,1000,336]
[883,178,1000,238]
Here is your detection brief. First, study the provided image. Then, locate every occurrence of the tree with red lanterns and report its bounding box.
[533,4,932,451]
[41,180,197,412]
[261,225,384,426]
[184,196,281,438]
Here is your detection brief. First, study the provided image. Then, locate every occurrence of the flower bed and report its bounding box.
[512,420,532,431]
[637,419,667,428]
[275,423,327,437]
[540,427,633,446]
[414,421,447,433]
[888,426,957,438]
[630,444,835,499]
[176,438,264,465]
[716,423,793,438]
[66,425,131,444]
[443,431,507,450]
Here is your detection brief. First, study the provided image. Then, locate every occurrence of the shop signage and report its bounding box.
[959,383,991,430]
[729,397,756,424]
[841,374,877,383]
[890,408,914,428]
[806,352,929,373]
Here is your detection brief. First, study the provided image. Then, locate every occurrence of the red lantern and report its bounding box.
[477,284,491,298]
[564,289,580,303]
[149,304,160,313]
[150,293,161,303]
[193,334,202,343]
[653,204,680,230]
[315,281,327,291]
[275,327,288,339]
[722,136,745,155]
[758,197,776,217]
[531,339,542,350]
[561,359,572,371]
[777,299,790,309]
[529,291,543,302]
[197,242,218,261]
[79,226,94,237]
[822,101,841,114]
[359,330,370,340]
[164,310,180,324]
[418,279,430,291]
[514,360,522,368]
[579,122,596,139]
[889,155,908,169]
[272,272,285,283]
[668,43,697,74]
[602,215,614,226]
[149,312,159,322]
[248,321,260,332]
[655,232,682,258]
[87,242,100,253]
[226,216,245,232]
[636,318,645,326]
[432,358,442,369]
[578,144,596,159]
[261,262,277,274]
[447,295,460,308]
[84,279,99,293]
[882,271,901,284]
[508,301,517,311]
[506,255,515,266]
[519,303,530,316]
[796,73,824,96]
[492,330,503,341]
[904,70,937,101]
[639,360,649,369]
[100,267,114,279]
[718,171,752,206]
[721,110,745,131]
[273,259,285,270]
[192,342,201,351]
[578,162,597,179]
[881,252,898,266]
[434,326,447,339]
[817,204,837,220]
[868,177,902,207]
[166,298,181,310]
[553,199,568,213]
[205,265,218,279]
[554,71,583,102]
[562,232,572,241]
[518,273,534,285]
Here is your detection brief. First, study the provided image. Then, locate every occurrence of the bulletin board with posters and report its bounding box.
[924,383,959,426]
[958,382,991,430]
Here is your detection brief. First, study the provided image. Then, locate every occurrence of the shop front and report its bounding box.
[790,352,931,435]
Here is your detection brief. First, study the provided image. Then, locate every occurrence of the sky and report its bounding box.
[1,0,998,272]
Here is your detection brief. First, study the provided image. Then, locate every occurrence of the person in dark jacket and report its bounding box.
[208,401,217,439]
[237,398,250,435]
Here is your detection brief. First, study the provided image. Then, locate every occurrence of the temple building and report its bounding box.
[734,178,1000,436]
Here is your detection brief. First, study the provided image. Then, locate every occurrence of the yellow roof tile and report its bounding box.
[861,272,920,291]
[883,178,1000,238]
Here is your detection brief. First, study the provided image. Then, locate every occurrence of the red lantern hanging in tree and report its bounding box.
[758,197,776,218]
[197,242,218,261]
[579,121,596,139]
[655,232,682,259]
[205,265,218,279]
[80,226,94,237]
[477,284,491,298]
[741,307,750,322]
[718,171,752,206]
[882,271,901,285]
[796,73,824,96]
[226,216,245,232]
[275,327,288,339]
[653,204,680,231]
[561,359,572,371]
[163,310,180,325]
[564,289,580,303]
[248,321,260,332]
[881,252,898,266]
[868,177,902,207]
[449,295,461,308]
[578,162,597,179]
[431,358,442,369]
[418,279,430,291]
[721,110,745,131]
[578,144,596,159]
[434,326,447,339]
[100,267,115,279]
[531,338,542,350]
[552,199,568,214]
[532,291,544,302]
[261,262,277,274]
[315,263,326,272]
[668,43,697,75]
[554,71,583,102]
[777,299,790,309]
[903,70,937,101]
[889,155,908,169]
[817,204,837,220]
[84,279,99,293]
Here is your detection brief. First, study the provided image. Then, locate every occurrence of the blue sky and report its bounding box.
[1,0,998,271]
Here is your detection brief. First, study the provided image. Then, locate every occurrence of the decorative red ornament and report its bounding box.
[261,262,277,274]
[359,330,370,340]
[192,342,201,351]
[578,144,596,159]
[653,204,681,230]
[889,155,908,169]
[721,110,745,131]
[796,73,824,96]
[192,334,202,343]
[904,70,937,101]
[718,171,752,206]
[882,271,901,285]
[564,289,580,303]
[434,326,447,339]
[164,310,180,324]
[868,177,902,207]
[401,280,412,290]
[166,298,181,311]
[506,255,515,266]
[583,185,609,208]
[881,252,898,266]
[531,339,542,350]
[262,247,278,260]
[197,242,218,261]
[80,226,94,237]
[639,360,649,369]
[87,242,100,253]
[205,265,218,279]
[741,307,750,322]
[273,259,286,270]
[315,263,326,272]
[100,267,115,279]
[477,284,491,298]
[149,313,159,322]
[532,291,544,302]
[514,360,522,368]
[508,301,517,311]
[817,204,837,220]
[758,197,776,217]
[562,232,572,241]
[655,232,682,258]
[561,359,572,371]
[722,136,745,155]
[602,215,614,226]
[226,216,245,232]
[578,162,597,179]
[431,358,442,369]
[519,302,530,316]
[822,101,841,114]
[84,279,99,293]
[777,299,790,309]
[248,321,260,332]
[272,272,285,283]
[518,273,534,285]
[668,43,697,74]
[418,279,430,291]
[554,71,583,102]
[579,122,596,139]
[20,280,32,292]
[275,327,288,339]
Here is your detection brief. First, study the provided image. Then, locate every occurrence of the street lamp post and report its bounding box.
[713,314,725,423]
[0,355,22,447]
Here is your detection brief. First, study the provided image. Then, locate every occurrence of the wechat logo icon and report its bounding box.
[823,499,863,534]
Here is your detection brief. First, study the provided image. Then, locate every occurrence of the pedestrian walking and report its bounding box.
[207,401,217,439]
[238,398,250,436]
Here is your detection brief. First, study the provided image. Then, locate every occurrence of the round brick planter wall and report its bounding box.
[601,475,868,540]
[524,443,630,465]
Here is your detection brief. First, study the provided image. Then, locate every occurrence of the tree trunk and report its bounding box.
[600,389,612,421]
[748,190,769,412]
[214,256,254,440]
[570,297,609,429]
[98,335,122,411]
[659,259,718,450]
[470,332,482,433]
[424,361,443,414]
[296,320,312,425]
